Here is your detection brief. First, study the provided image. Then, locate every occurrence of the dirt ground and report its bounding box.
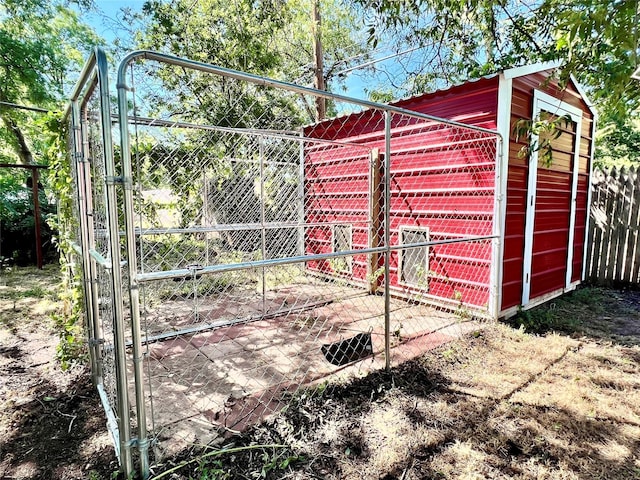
[1,266,639,480]
[0,266,118,480]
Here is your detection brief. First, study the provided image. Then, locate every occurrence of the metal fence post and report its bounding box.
[489,135,504,320]
[70,100,101,385]
[297,131,305,257]
[383,111,392,371]
[116,53,151,480]
[95,48,135,478]
[260,135,267,312]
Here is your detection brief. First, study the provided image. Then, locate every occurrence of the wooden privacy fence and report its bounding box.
[587,166,640,284]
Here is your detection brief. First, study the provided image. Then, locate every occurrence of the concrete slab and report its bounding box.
[131,282,479,457]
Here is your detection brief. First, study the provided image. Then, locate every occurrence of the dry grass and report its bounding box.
[4,267,639,480]
[0,266,118,480]
[0,264,60,329]
[163,287,640,480]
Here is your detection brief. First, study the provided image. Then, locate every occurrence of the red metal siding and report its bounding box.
[304,78,499,309]
[530,165,573,299]
[501,74,593,311]
[304,143,371,276]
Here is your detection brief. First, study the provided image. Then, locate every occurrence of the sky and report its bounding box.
[80,1,144,45]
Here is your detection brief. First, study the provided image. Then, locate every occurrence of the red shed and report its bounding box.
[303,62,595,319]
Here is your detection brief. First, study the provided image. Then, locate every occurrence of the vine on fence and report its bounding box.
[40,111,86,369]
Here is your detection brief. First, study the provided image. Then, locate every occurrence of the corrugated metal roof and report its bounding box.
[388,73,499,107]
[314,61,568,127]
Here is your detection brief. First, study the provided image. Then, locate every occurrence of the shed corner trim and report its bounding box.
[569,74,597,118]
[503,61,562,80]
[491,73,513,319]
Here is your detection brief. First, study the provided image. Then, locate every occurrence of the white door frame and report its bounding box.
[521,90,583,306]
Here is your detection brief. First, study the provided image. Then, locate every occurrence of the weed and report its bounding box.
[157,273,238,301]
[329,256,351,275]
[51,269,86,369]
[453,290,472,321]
[507,302,580,335]
[22,285,49,298]
[393,322,403,341]
[566,286,604,310]
[195,460,231,479]
[286,381,329,406]
[441,347,457,361]
[260,264,303,289]
[367,266,385,285]
[152,444,291,480]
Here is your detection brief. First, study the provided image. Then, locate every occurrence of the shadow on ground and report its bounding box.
[155,286,640,480]
[0,360,117,479]
[0,266,119,480]
[3,268,640,480]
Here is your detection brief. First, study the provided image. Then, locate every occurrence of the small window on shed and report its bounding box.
[332,224,352,274]
[399,227,430,289]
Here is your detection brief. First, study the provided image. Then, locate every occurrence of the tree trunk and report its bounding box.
[1,113,34,165]
[312,0,326,121]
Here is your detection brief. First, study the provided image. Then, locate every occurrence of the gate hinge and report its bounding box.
[89,338,105,346]
[105,176,123,185]
[105,176,132,188]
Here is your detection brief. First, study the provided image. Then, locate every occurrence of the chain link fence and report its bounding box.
[67,51,134,473]
[67,49,502,478]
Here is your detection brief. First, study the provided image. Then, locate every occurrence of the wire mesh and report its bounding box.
[110,54,502,464]
[384,112,498,364]
[64,51,504,477]
[82,88,124,433]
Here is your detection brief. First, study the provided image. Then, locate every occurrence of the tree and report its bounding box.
[117,0,372,239]
[0,0,99,165]
[131,0,370,122]
[355,0,640,163]
[0,1,100,268]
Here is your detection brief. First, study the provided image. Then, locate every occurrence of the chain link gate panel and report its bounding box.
[67,49,135,476]
[67,48,502,478]
[115,51,502,476]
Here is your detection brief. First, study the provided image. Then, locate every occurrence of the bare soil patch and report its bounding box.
[0,266,117,480]
[1,269,639,480]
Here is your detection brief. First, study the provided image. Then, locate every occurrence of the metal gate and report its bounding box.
[67,49,134,473]
[67,47,502,478]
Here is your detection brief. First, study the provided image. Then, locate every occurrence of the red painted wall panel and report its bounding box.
[305,70,592,314]
[501,73,593,311]
[304,78,499,309]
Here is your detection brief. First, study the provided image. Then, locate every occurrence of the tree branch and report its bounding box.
[498,3,546,56]
[0,113,34,164]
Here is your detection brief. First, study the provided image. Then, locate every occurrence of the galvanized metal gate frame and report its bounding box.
[67,47,504,479]
[66,48,135,475]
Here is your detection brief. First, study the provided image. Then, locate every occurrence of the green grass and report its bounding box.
[20,285,50,298]
[0,281,54,301]
[505,286,605,335]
